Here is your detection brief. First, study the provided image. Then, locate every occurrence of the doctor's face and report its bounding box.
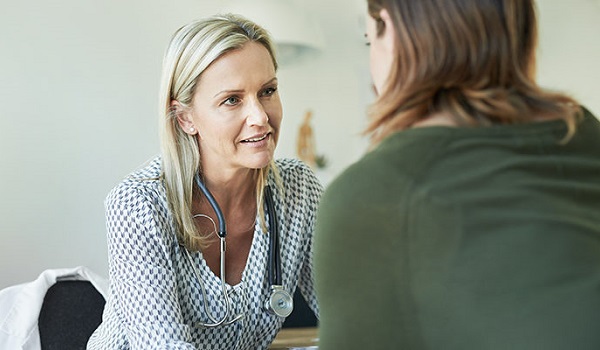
[182,42,282,172]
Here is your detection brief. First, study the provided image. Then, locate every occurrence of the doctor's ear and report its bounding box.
[171,100,197,135]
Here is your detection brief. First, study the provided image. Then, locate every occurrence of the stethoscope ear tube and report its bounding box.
[186,174,243,327]
[195,174,227,238]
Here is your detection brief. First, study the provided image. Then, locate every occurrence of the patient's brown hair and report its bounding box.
[365,0,580,145]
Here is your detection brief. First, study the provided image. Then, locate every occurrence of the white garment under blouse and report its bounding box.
[0,266,108,350]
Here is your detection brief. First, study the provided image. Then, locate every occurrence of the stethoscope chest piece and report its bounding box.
[265,285,294,318]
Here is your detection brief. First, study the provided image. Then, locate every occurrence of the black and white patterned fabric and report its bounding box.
[87,157,322,350]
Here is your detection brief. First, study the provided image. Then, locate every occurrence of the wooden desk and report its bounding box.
[269,327,318,349]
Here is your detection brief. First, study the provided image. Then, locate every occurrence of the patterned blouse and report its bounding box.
[87,157,322,350]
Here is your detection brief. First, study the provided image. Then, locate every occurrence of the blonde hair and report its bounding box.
[158,14,280,250]
[366,0,581,145]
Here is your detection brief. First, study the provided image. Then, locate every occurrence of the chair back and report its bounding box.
[38,280,105,350]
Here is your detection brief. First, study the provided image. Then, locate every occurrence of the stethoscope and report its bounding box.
[183,174,294,328]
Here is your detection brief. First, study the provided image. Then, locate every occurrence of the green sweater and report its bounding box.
[315,109,600,350]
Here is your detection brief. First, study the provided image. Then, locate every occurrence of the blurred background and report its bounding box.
[1,0,599,288]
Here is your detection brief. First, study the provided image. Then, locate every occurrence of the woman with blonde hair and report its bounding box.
[315,0,600,348]
[88,13,321,349]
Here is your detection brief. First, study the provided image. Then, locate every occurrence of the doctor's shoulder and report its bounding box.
[275,158,323,196]
[105,156,164,208]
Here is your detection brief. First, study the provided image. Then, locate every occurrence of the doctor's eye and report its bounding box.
[260,86,278,97]
[222,96,241,106]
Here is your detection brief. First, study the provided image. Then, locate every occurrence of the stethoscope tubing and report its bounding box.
[187,175,292,327]
[265,185,282,286]
[194,174,226,238]
[188,174,242,327]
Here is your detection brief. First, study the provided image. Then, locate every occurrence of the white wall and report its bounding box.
[0,0,226,288]
[1,0,598,289]
[536,0,600,114]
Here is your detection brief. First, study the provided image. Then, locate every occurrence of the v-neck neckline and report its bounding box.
[195,220,260,289]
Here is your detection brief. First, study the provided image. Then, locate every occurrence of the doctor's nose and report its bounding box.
[246,100,269,126]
